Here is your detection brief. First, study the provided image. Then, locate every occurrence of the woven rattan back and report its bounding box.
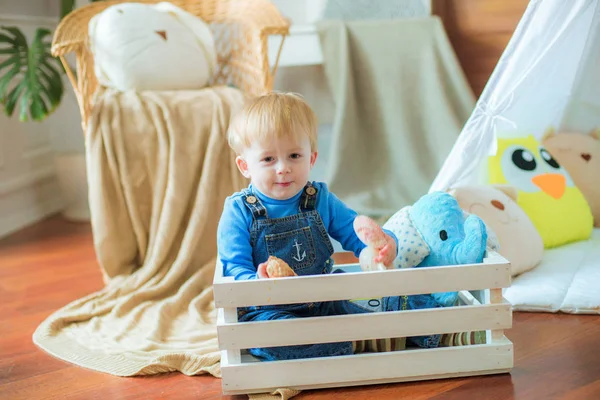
[52,0,290,130]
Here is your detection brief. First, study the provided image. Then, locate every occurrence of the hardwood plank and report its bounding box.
[0,351,71,385]
[558,380,600,400]
[1,216,600,400]
[0,365,227,400]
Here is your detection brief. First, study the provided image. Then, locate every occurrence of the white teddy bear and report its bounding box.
[89,2,217,92]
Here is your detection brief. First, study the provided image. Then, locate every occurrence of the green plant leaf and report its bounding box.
[0,33,18,45]
[39,63,63,110]
[0,65,21,102]
[0,55,19,72]
[2,27,28,47]
[4,79,26,116]
[0,26,64,121]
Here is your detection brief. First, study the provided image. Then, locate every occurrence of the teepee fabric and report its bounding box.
[430,0,600,192]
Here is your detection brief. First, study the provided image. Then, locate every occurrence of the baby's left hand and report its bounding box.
[373,234,397,267]
[354,216,397,269]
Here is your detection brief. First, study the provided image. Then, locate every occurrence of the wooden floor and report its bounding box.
[1,216,599,400]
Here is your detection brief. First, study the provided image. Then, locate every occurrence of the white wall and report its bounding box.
[0,1,82,238]
[270,0,327,25]
[0,0,59,17]
[269,0,335,124]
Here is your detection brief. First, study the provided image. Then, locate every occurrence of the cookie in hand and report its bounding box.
[266,256,297,278]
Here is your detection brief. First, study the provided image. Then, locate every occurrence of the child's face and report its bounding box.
[236,134,317,200]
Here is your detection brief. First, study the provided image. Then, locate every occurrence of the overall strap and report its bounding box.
[299,182,318,211]
[241,188,268,219]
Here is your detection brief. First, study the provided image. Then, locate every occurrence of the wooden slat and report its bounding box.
[217,302,512,350]
[225,368,512,396]
[213,260,511,308]
[221,339,514,395]
[490,289,506,342]
[218,308,241,363]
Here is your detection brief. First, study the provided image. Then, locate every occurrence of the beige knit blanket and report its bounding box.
[33,86,248,377]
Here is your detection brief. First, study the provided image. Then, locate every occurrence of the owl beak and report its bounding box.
[531,173,566,199]
[156,30,167,41]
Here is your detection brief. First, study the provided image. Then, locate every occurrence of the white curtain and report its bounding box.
[429,0,600,192]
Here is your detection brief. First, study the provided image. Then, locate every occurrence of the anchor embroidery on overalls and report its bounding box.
[292,239,306,262]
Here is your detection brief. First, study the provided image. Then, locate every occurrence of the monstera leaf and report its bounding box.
[0,26,64,122]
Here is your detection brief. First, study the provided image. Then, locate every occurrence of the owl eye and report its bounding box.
[540,148,560,169]
[511,148,537,171]
[500,144,542,193]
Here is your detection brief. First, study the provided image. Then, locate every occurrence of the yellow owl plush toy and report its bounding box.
[488,132,593,248]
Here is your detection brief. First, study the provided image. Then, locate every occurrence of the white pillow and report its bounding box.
[89,2,217,91]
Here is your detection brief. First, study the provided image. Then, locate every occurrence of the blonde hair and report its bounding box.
[228,92,318,154]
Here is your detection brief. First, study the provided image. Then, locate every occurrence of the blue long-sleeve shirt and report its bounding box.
[217,181,398,280]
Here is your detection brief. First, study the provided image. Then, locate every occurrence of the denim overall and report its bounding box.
[237,182,373,361]
[237,183,440,361]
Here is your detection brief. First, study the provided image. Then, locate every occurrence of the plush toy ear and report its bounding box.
[382,207,430,269]
[590,128,600,140]
[541,126,556,141]
[459,209,501,253]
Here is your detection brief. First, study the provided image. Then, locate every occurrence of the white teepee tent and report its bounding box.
[430,0,600,193]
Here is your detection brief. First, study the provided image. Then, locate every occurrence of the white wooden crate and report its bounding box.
[213,252,513,395]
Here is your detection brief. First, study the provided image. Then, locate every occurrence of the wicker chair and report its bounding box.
[52,0,290,130]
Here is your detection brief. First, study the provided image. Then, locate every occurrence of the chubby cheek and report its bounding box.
[261,169,277,185]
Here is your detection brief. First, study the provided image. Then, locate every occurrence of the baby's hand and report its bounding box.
[373,234,397,268]
[257,261,269,279]
[354,216,397,269]
[257,256,296,279]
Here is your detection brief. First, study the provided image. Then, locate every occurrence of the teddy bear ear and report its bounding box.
[590,128,600,140]
[383,207,430,269]
[541,126,556,141]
